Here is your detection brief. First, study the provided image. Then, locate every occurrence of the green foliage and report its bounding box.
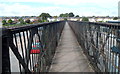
[64,18,67,21]
[59,14,62,17]
[38,19,43,22]
[19,18,26,24]
[8,19,13,24]
[113,17,118,20]
[98,21,103,22]
[53,16,58,18]
[59,13,69,17]
[68,12,74,17]
[75,15,79,17]
[53,16,57,21]
[3,23,25,27]
[2,20,7,25]
[3,18,27,27]
[82,17,89,21]
[39,13,51,20]
[25,19,31,24]
[59,14,63,17]
[106,16,109,17]
[59,12,75,17]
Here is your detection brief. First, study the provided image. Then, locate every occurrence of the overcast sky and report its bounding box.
[0,0,120,16]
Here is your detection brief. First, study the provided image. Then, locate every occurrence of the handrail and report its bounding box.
[68,21,120,72]
[2,20,120,73]
[2,21,65,73]
[69,21,120,29]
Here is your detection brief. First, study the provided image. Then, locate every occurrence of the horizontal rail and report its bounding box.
[2,21,65,73]
[68,21,120,72]
[3,21,64,33]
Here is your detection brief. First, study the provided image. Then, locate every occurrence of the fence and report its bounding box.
[2,21,65,73]
[68,21,120,72]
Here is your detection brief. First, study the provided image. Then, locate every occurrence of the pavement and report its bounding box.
[49,22,94,72]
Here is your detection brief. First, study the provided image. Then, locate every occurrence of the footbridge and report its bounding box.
[2,21,120,73]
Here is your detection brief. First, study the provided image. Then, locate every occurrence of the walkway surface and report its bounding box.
[49,22,94,72]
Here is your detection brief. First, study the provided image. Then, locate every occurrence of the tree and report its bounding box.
[38,18,43,23]
[68,12,74,17]
[113,17,118,20]
[75,15,79,17]
[2,20,7,25]
[8,19,13,24]
[53,16,58,21]
[25,19,31,24]
[39,13,51,20]
[53,16,58,18]
[106,16,109,17]
[82,17,89,21]
[19,18,26,24]
[59,13,69,17]
[64,13,69,17]
[59,13,64,17]
[64,18,67,21]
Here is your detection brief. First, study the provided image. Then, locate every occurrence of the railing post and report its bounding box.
[0,29,2,74]
[2,28,11,73]
[117,29,120,72]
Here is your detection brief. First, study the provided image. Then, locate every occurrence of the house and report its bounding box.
[47,17,63,22]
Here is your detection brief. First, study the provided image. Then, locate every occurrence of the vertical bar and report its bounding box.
[23,31,27,64]
[0,29,2,74]
[113,27,117,72]
[109,26,112,72]
[111,27,115,72]
[117,29,120,73]
[103,26,106,71]
[14,34,22,73]
[19,32,25,61]
[107,26,110,72]
[2,29,11,73]
[115,25,119,73]
[27,29,35,71]
[26,30,32,71]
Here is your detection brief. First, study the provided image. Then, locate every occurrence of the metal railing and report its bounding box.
[2,21,65,73]
[68,21,120,72]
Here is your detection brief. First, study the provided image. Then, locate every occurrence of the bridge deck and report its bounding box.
[49,22,94,72]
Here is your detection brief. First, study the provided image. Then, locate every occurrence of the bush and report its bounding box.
[64,18,67,21]
[82,17,89,21]
[113,17,118,20]
[8,19,13,24]
[25,19,31,24]
[2,20,7,25]
[19,18,26,24]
